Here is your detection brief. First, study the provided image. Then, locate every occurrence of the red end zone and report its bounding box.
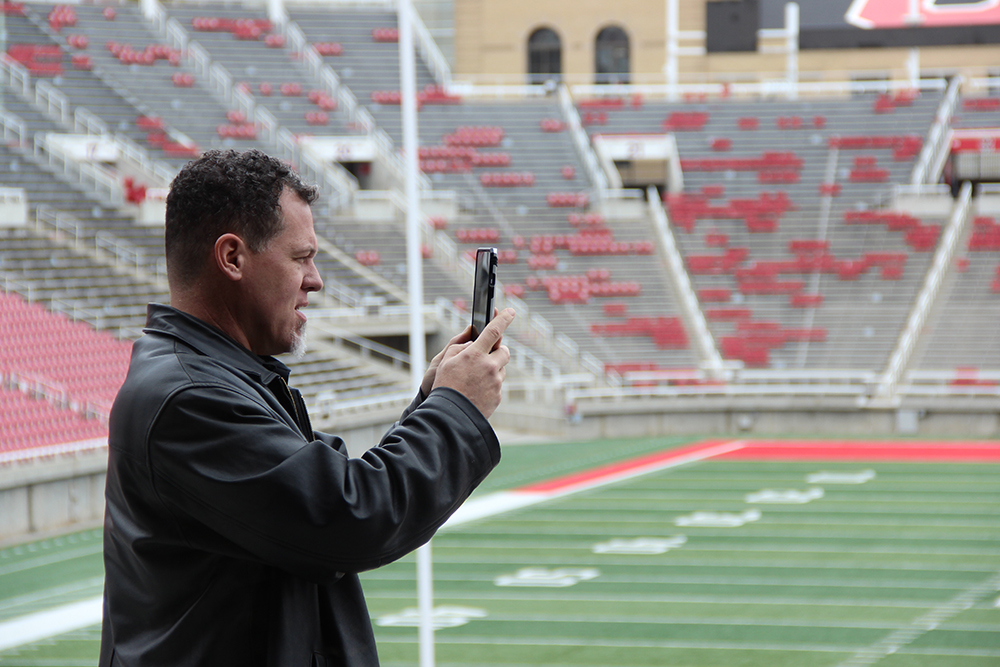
[515,439,1000,497]
[715,439,1000,462]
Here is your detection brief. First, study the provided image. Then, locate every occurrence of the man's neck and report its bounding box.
[170,287,251,352]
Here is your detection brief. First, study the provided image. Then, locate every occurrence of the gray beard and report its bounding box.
[290,323,308,359]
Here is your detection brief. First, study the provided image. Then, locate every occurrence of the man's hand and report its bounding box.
[430,308,514,418]
[420,326,473,398]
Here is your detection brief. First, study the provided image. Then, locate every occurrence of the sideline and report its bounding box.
[443,439,744,528]
[6,437,997,651]
[0,439,742,652]
[0,597,102,652]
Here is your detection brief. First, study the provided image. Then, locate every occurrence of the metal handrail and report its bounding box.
[33,133,124,206]
[876,180,973,400]
[911,75,963,185]
[557,83,609,197]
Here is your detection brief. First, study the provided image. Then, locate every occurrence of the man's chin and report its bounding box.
[290,323,308,359]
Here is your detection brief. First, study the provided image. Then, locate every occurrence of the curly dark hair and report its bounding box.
[165,149,319,286]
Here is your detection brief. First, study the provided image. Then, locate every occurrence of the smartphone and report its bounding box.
[471,247,498,341]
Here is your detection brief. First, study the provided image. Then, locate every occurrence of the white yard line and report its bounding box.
[0,596,103,652]
[832,572,1000,667]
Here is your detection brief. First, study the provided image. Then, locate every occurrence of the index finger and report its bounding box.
[472,308,515,352]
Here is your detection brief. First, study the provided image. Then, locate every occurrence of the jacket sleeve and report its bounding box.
[147,384,500,581]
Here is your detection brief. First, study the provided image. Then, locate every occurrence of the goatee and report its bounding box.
[290,323,308,359]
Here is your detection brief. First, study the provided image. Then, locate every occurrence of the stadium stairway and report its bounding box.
[578,91,945,370]
[286,5,437,119]
[160,4,359,139]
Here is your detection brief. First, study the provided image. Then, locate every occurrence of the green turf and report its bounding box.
[0,438,997,667]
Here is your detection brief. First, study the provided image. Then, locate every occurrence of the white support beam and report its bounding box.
[876,181,973,401]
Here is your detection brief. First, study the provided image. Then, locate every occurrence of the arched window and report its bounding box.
[527,28,562,85]
[595,26,629,85]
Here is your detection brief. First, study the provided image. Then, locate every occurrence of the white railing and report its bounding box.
[410,2,451,88]
[114,135,177,185]
[557,84,609,196]
[255,106,279,147]
[0,272,36,302]
[447,83,549,99]
[0,110,27,146]
[900,369,1000,398]
[73,107,108,135]
[34,80,70,126]
[34,205,168,281]
[186,42,212,80]
[876,180,973,400]
[152,15,359,206]
[5,44,176,189]
[647,187,725,377]
[568,76,950,99]
[911,74,963,185]
[95,231,144,272]
[33,133,124,206]
[312,390,413,424]
[276,130,355,211]
[282,20,430,191]
[145,0,168,32]
[0,54,31,98]
[35,205,82,247]
[566,380,873,408]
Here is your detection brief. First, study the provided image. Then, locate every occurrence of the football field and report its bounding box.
[1,436,998,667]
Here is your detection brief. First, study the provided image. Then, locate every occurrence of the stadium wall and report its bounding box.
[0,415,402,544]
[562,403,1000,441]
[454,0,1000,84]
[2,401,997,543]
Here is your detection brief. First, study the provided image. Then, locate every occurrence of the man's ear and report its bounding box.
[214,233,247,282]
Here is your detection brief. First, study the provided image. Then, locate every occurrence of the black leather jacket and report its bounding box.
[100,304,500,667]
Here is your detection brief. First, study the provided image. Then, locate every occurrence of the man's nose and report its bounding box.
[305,260,324,293]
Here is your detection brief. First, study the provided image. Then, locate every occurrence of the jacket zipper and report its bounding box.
[276,376,309,437]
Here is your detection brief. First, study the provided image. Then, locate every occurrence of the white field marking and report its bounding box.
[807,470,876,484]
[745,487,824,504]
[0,543,103,577]
[453,613,998,634]
[375,605,487,629]
[378,634,858,653]
[0,576,104,615]
[494,567,600,588]
[366,569,977,592]
[592,536,686,555]
[370,554,995,575]
[675,509,761,527]
[363,589,952,608]
[443,440,747,529]
[832,572,1000,667]
[0,596,103,652]
[0,442,741,651]
[377,634,1000,659]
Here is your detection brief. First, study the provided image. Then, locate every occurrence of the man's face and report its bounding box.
[241,189,323,357]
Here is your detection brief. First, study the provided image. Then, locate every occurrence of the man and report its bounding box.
[101,149,513,666]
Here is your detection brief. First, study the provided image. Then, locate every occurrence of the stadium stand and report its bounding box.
[0,384,107,452]
[0,289,131,411]
[911,212,1000,371]
[0,0,998,481]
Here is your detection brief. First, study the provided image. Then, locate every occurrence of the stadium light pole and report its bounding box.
[785,2,799,101]
[665,0,679,101]
[397,1,435,666]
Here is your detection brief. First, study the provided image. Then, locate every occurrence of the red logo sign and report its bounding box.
[846,0,1000,29]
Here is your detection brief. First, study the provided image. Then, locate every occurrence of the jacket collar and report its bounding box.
[143,303,291,384]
